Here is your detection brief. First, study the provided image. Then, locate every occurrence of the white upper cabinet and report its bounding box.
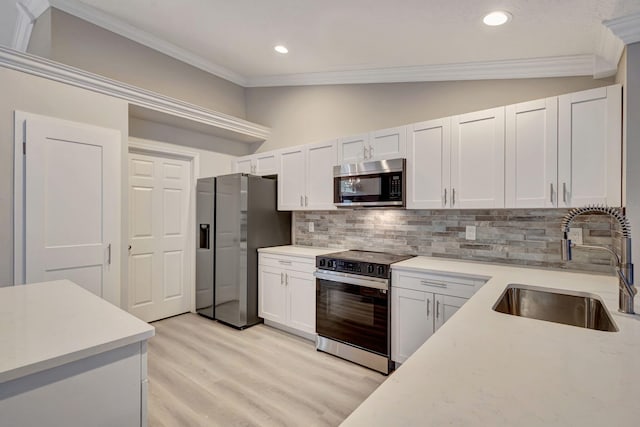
[369,126,407,161]
[558,85,622,207]
[233,151,279,176]
[278,146,306,210]
[234,157,253,174]
[338,133,368,164]
[407,118,451,209]
[278,140,338,211]
[451,107,505,208]
[338,126,406,163]
[505,98,558,208]
[306,140,338,210]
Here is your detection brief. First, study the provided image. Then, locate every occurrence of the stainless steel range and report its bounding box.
[315,250,414,374]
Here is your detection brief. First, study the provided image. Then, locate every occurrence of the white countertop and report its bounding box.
[342,257,640,426]
[258,245,339,258]
[0,280,155,383]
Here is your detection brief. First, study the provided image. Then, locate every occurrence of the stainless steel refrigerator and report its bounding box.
[195,173,291,328]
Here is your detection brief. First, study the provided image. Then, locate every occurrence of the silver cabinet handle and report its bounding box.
[285,274,289,286]
[107,243,111,265]
[443,188,447,207]
[426,299,431,317]
[562,182,567,203]
[280,272,284,284]
[300,195,304,207]
[369,145,374,158]
[305,195,308,207]
[363,146,369,159]
[452,188,456,206]
[436,300,440,319]
[278,260,292,265]
[421,280,446,288]
[550,183,554,204]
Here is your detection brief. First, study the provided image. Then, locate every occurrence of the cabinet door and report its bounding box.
[338,133,368,164]
[234,157,253,174]
[451,107,505,208]
[506,98,558,208]
[407,118,451,209]
[258,265,287,323]
[433,294,467,331]
[278,147,306,210]
[391,287,434,363]
[306,140,338,210]
[558,85,622,207]
[254,152,279,176]
[286,269,316,334]
[369,126,407,161]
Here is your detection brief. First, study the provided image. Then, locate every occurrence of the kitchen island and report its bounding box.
[0,280,155,427]
[342,257,640,426]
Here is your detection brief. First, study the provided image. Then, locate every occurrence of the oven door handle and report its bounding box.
[314,270,389,290]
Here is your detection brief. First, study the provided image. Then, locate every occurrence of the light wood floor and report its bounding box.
[147,313,386,427]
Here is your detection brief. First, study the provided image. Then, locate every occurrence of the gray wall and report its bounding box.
[0,2,18,48]
[245,77,613,152]
[624,43,640,266]
[0,67,129,287]
[28,8,247,119]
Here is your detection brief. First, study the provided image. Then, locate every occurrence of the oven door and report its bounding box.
[315,270,389,356]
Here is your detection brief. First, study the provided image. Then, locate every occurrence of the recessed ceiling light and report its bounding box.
[274,45,289,54]
[483,11,512,26]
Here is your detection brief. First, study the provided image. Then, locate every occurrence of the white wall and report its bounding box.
[245,76,613,152]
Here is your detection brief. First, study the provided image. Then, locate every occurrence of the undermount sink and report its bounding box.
[493,284,618,332]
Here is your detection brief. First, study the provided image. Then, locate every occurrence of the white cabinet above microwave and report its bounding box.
[338,126,407,164]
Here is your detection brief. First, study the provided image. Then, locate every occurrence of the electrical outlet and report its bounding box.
[567,227,583,245]
[308,222,314,232]
[465,225,476,241]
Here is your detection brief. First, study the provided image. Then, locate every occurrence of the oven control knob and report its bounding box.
[329,260,337,269]
[377,265,385,276]
[319,259,326,267]
[367,264,374,274]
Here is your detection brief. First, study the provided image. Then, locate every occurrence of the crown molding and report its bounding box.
[48,0,248,86]
[245,55,595,87]
[11,0,50,51]
[593,25,624,79]
[0,46,270,142]
[604,11,640,45]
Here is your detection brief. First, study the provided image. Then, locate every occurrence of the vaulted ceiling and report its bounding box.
[6,0,640,87]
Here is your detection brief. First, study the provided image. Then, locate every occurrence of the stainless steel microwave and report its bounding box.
[333,158,406,208]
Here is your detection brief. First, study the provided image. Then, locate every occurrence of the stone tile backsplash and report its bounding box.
[294,209,621,274]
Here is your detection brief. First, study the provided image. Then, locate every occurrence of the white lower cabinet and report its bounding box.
[391,269,485,364]
[258,253,317,337]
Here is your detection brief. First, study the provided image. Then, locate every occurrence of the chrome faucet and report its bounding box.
[561,205,636,314]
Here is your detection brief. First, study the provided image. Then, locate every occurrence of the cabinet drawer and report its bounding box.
[259,253,316,273]
[392,270,480,299]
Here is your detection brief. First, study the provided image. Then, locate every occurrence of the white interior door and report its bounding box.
[22,113,120,304]
[128,152,192,322]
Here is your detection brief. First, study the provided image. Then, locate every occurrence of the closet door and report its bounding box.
[22,112,120,304]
